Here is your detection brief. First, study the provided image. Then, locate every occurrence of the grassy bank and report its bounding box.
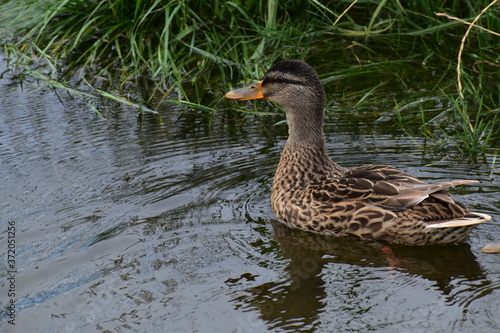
[0,0,499,154]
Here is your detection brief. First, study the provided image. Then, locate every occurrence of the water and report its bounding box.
[0,56,499,332]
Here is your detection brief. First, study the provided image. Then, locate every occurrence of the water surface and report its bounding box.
[0,57,499,332]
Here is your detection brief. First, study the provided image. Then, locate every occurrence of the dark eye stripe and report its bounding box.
[263,77,305,86]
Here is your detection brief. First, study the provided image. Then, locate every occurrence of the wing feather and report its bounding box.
[310,164,478,212]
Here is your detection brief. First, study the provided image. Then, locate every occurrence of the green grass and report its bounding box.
[0,0,499,155]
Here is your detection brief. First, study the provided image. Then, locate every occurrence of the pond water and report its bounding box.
[0,55,499,332]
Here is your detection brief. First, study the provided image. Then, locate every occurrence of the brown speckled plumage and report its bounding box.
[226,60,491,245]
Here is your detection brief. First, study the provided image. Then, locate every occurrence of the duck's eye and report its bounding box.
[276,76,284,83]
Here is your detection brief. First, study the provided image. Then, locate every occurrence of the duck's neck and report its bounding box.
[278,138,344,181]
[273,107,345,193]
[285,103,325,146]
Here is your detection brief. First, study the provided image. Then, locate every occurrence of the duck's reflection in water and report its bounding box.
[228,219,490,331]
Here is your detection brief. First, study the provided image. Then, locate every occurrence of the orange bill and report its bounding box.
[225,80,266,101]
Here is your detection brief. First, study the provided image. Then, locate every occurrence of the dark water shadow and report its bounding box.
[229,219,491,332]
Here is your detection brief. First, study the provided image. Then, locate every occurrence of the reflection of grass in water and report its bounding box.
[0,0,498,154]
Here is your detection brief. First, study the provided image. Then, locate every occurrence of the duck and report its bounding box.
[225,59,491,245]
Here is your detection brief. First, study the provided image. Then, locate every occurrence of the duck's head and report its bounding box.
[226,60,326,143]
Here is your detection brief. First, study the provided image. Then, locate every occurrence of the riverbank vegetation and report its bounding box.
[0,0,498,154]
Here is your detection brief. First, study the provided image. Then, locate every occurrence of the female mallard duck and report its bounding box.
[225,60,491,245]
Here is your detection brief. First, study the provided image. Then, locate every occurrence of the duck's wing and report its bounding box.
[307,165,490,242]
[311,164,477,211]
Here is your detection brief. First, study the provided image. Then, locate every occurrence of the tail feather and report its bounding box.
[425,212,491,229]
